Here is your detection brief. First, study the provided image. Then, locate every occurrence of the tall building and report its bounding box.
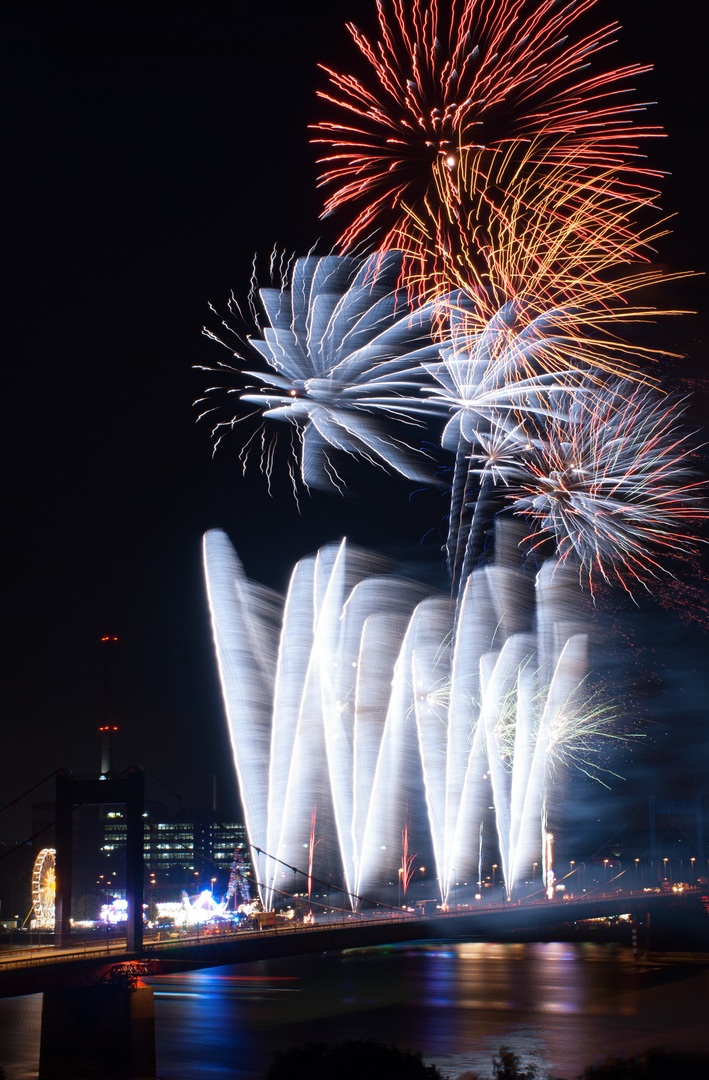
[101,805,248,895]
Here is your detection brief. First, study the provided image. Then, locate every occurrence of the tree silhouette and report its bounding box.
[493,1047,539,1080]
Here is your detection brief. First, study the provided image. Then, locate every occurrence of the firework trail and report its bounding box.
[421,301,564,587]
[511,382,707,597]
[308,805,320,903]
[400,810,417,897]
[313,0,661,252]
[204,527,637,904]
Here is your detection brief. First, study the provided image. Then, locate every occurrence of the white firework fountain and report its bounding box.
[204,523,589,908]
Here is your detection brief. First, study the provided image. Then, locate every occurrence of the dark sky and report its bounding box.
[2,0,707,850]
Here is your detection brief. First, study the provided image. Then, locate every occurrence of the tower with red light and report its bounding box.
[99,635,119,777]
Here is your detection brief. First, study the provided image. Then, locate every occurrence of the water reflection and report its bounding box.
[147,942,709,1080]
[0,993,42,1080]
[0,943,707,1079]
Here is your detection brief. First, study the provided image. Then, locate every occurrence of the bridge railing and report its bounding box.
[0,938,129,970]
[1,885,701,970]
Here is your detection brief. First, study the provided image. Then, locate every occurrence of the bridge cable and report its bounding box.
[250,844,405,915]
[0,771,59,817]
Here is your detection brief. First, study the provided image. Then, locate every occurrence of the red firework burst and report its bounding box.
[313,0,661,251]
[511,384,707,597]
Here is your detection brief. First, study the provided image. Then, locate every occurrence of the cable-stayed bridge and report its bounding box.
[2,767,707,1078]
[2,886,706,1001]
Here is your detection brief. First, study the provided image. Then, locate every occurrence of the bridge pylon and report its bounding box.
[39,980,155,1080]
[54,767,145,950]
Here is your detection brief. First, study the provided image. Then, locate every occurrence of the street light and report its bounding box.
[604,859,609,888]
[97,875,111,950]
[533,862,538,883]
[691,858,696,885]
[663,857,668,881]
[149,872,156,926]
[492,864,498,897]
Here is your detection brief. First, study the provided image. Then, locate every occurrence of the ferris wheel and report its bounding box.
[31,848,56,928]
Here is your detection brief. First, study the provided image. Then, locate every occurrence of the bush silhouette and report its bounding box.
[578,1047,709,1080]
[263,1039,444,1080]
[264,1040,709,1080]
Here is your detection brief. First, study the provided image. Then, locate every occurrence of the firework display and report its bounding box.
[200,0,703,904]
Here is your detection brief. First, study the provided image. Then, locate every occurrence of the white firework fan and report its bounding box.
[200,251,472,494]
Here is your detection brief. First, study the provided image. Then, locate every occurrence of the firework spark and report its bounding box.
[396,141,676,312]
[313,0,661,251]
[491,656,636,788]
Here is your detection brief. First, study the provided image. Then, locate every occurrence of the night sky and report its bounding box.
[2,0,707,854]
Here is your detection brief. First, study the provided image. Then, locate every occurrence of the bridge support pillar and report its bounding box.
[38,983,156,1080]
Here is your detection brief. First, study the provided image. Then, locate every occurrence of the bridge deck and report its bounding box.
[1,889,705,999]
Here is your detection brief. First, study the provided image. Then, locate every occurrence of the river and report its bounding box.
[1,942,708,1078]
